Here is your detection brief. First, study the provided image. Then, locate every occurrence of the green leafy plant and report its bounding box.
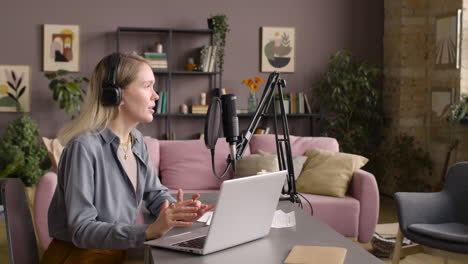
[432,94,468,191]
[208,14,230,72]
[314,50,433,193]
[379,134,433,193]
[0,113,48,186]
[313,50,384,160]
[44,70,89,119]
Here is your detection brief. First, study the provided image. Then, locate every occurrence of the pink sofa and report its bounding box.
[34,134,379,251]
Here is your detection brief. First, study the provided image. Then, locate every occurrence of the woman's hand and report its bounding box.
[145,200,198,240]
[176,189,216,222]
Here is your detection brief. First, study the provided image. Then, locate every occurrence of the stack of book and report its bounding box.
[199,45,217,72]
[191,105,208,114]
[143,52,168,70]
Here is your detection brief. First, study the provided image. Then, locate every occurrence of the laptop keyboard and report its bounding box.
[172,236,207,249]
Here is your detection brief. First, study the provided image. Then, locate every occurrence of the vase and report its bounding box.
[247,91,258,113]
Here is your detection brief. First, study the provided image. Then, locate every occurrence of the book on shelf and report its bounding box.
[199,45,210,72]
[304,95,311,114]
[156,91,167,114]
[199,45,217,72]
[208,45,217,72]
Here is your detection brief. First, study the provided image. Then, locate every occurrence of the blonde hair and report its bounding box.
[58,53,150,145]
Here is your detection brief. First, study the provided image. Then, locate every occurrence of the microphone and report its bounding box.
[204,97,222,151]
[221,94,239,168]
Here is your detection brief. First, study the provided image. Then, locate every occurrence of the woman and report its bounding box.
[41,53,214,263]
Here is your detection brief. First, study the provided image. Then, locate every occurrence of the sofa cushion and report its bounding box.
[144,137,160,172]
[159,139,250,190]
[42,137,64,171]
[296,148,368,197]
[299,193,360,238]
[234,152,279,178]
[249,135,339,155]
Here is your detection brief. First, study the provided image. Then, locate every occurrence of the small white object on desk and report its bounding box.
[271,210,296,228]
[196,210,295,228]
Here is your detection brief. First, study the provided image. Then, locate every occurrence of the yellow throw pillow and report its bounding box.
[42,137,64,171]
[296,148,368,197]
[234,152,279,178]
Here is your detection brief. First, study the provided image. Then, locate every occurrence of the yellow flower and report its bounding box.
[250,83,259,92]
[0,84,8,94]
[242,76,264,92]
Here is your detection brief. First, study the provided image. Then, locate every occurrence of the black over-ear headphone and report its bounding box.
[101,52,122,106]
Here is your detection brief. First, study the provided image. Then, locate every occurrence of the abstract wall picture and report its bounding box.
[0,65,31,112]
[43,24,80,72]
[435,10,461,68]
[261,27,295,72]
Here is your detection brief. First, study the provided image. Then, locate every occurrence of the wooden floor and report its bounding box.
[0,196,456,263]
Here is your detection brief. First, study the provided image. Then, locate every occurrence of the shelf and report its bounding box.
[117,27,213,34]
[152,70,220,75]
[154,113,321,118]
[238,113,322,118]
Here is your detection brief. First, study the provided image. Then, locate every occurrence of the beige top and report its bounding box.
[118,141,138,191]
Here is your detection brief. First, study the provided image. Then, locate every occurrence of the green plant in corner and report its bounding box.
[44,69,89,119]
[0,111,48,187]
[313,50,384,162]
[433,94,468,191]
[379,134,433,193]
[314,50,434,194]
[208,14,230,72]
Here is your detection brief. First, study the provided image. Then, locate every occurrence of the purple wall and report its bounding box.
[0,0,383,139]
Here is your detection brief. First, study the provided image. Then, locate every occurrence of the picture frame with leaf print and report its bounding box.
[0,65,31,112]
[261,27,295,72]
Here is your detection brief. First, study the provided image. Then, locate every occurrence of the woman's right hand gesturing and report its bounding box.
[145,199,199,240]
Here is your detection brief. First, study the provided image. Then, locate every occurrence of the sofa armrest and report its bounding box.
[348,169,379,243]
[34,171,58,251]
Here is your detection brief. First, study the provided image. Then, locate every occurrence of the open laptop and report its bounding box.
[144,170,287,255]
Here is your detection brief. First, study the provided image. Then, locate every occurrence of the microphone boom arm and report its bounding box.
[230,71,300,204]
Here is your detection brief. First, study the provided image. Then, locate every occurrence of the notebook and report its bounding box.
[144,170,287,255]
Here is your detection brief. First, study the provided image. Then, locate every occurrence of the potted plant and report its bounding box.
[44,69,89,119]
[0,110,48,204]
[207,14,230,72]
[314,49,383,157]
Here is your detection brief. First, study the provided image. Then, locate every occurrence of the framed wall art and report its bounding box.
[435,9,462,69]
[43,24,80,72]
[261,27,295,72]
[431,87,454,118]
[0,65,31,112]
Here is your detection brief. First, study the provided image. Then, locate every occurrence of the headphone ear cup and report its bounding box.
[101,85,122,106]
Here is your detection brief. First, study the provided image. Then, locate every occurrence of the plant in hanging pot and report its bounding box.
[207,14,230,73]
[44,69,89,119]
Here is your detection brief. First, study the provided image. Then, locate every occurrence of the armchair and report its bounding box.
[392,162,468,263]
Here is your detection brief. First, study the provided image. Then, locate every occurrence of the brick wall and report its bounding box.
[384,0,465,189]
